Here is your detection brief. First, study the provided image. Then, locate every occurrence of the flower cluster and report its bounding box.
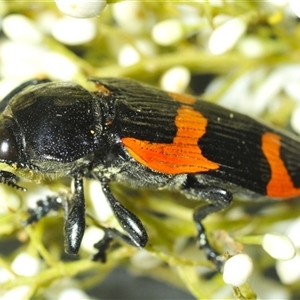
[1,1,300,299]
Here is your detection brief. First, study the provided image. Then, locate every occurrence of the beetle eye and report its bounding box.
[0,126,18,162]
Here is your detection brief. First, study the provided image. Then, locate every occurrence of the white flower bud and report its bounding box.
[289,0,300,18]
[270,0,288,6]
[81,226,105,254]
[51,17,96,45]
[85,180,113,222]
[118,44,140,67]
[0,185,21,213]
[262,233,296,260]
[223,254,253,286]
[152,19,185,46]
[208,17,246,55]
[2,14,42,44]
[11,253,42,276]
[131,250,162,270]
[160,66,191,93]
[55,0,106,18]
[41,51,78,80]
[58,288,91,300]
[276,253,300,284]
[1,286,31,300]
[112,1,153,35]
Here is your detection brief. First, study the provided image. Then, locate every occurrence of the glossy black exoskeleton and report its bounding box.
[0,78,233,269]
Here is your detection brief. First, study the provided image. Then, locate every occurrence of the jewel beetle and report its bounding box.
[0,77,300,270]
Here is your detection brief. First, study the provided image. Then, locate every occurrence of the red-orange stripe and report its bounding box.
[122,105,219,174]
[262,132,300,198]
[168,92,197,105]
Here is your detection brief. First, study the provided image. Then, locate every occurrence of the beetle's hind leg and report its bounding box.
[183,176,233,271]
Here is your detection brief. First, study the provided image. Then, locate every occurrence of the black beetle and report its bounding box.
[6,77,296,269]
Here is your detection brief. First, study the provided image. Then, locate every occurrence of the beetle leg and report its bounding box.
[24,195,62,225]
[25,176,86,255]
[183,179,232,270]
[102,183,148,248]
[91,183,148,262]
[92,227,136,262]
[63,176,86,255]
[0,170,26,191]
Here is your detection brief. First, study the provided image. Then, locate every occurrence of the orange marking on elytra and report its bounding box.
[262,132,300,198]
[95,83,111,96]
[168,92,197,105]
[122,105,219,174]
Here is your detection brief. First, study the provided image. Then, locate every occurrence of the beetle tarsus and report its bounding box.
[25,195,62,225]
[0,171,26,191]
[194,217,225,271]
[92,231,113,262]
[92,227,138,262]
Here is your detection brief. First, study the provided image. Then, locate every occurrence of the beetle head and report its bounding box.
[0,116,29,190]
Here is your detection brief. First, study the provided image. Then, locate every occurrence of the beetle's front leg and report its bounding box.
[25,196,62,225]
[0,170,26,191]
[25,176,86,255]
[63,175,86,254]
